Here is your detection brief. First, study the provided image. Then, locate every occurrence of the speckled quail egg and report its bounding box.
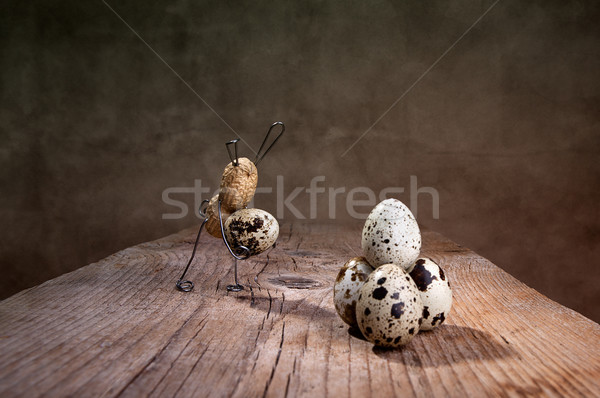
[362,199,421,270]
[356,264,423,347]
[224,208,279,256]
[333,257,375,327]
[408,258,452,331]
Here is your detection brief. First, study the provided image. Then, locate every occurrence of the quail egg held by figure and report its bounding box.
[224,208,279,256]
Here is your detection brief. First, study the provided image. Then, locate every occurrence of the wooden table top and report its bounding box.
[0,223,598,397]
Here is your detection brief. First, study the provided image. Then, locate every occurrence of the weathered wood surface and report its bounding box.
[0,223,599,397]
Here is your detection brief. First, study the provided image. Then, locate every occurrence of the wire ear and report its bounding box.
[254,122,285,166]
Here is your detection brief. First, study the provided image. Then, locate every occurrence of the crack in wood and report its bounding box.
[244,279,256,307]
[262,322,285,398]
[253,275,262,292]
[254,256,271,288]
[266,290,273,319]
[290,257,298,272]
[285,223,293,243]
[251,347,262,374]
[268,275,322,290]
[283,374,291,398]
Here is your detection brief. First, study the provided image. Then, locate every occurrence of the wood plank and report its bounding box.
[0,223,598,397]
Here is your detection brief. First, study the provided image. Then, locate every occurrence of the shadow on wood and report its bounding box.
[372,324,516,367]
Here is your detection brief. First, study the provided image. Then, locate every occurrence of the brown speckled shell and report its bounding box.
[362,198,421,270]
[333,257,375,327]
[356,264,423,348]
[218,157,258,212]
[224,208,279,256]
[204,195,231,238]
[409,258,452,331]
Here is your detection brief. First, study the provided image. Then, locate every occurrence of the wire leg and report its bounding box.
[218,199,249,292]
[176,200,210,292]
[227,257,243,292]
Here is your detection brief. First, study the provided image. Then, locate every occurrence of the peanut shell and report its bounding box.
[218,157,258,212]
[204,195,231,238]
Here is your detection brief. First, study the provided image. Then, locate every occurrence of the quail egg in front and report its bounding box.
[409,258,452,330]
[356,264,423,347]
[333,257,375,327]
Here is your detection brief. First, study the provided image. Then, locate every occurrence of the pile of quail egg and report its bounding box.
[333,198,453,348]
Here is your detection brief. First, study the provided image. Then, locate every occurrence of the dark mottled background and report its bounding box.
[1,1,599,321]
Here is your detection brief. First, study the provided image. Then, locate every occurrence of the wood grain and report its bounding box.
[0,223,598,397]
